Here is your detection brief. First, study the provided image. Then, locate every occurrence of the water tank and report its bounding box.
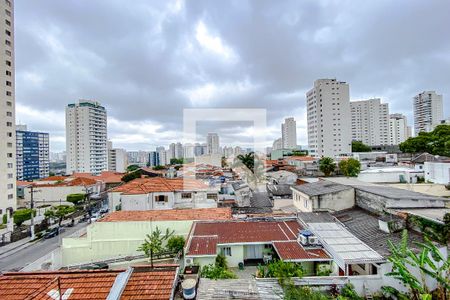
[182,278,197,299]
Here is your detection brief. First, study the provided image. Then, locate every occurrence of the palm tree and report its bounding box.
[236,152,255,172]
[319,157,336,176]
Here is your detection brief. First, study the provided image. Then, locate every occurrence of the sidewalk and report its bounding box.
[0,236,34,258]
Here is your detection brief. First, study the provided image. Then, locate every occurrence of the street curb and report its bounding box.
[0,238,41,258]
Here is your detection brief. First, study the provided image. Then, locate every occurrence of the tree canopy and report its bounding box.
[339,158,361,177]
[319,157,336,176]
[351,140,371,152]
[66,193,86,205]
[126,164,140,172]
[12,209,36,226]
[121,170,142,182]
[44,205,75,226]
[399,125,450,157]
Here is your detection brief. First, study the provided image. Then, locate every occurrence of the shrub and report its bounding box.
[256,260,303,281]
[13,209,36,226]
[166,236,185,254]
[215,253,227,269]
[284,285,331,300]
[200,264,237,280]
[66,193,85,205]
[338,283,363,300]
[121,170,142,182]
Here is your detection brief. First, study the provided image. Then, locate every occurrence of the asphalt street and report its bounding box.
[0,221,88,272]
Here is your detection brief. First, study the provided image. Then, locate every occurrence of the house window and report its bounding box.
[155,195,168,202]
[221,247,232,256]
[207,193,217,200]
[181,193,192,199]
[8,194,13,199]
[304,198,308,208]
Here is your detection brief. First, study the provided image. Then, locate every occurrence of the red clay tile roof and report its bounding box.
[16,180,32,186]
[286,156,316,161]
[273,241,331,261]
[186,220,303,256]
[40,176,67,181]
[191,220,301,244]
[72,171,124,183]
[188,236,218,256]
[111,177,209,195]
[99,208,232,222]
[0,266,177,300]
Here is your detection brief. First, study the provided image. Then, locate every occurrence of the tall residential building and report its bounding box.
[183,143,195,159]
[389,114,410,145]
[16,125,49,181]
[350,98,389,146]
[306,79,352,157]
[206,133,219,154]
[148,151,160,167]
[413,91,443,134]
[1,0,16,216]
[156,147,168,165]
[175,142,183,159]
[281,117,297,149]
[107,141,127,173]
[66,100,107,175]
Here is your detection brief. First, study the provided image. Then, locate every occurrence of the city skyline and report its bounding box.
[12,1,450,152]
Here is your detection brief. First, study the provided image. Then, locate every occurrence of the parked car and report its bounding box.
[44,227,59,239]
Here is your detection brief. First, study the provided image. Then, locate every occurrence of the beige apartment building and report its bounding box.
[0,0,16,217]
[351,98,390,146]
[306,79,352,158]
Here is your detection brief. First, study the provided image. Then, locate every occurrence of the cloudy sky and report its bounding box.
[14,0,450,152]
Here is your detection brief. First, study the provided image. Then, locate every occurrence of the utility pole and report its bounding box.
[29,185,35,240]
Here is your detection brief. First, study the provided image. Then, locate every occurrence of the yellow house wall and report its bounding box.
[62,220,194,266]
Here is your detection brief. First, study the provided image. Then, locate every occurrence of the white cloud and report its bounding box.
[195,20,238,62]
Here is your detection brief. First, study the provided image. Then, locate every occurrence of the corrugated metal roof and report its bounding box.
[307,222,384,266]
[291,181,352,197]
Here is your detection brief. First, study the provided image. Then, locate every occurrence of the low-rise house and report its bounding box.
[357,166,423,183]
[424,161,450,184]
[20,176,102,208]
[184,219,331,274]
[285,156,316,170]
[0,265,179,299]
[61,208,232,266]
[291,181,355,212]
[108,177,219,211]
[72,171,124,190]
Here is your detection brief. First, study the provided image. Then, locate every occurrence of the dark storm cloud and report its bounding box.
[14,0,450,151]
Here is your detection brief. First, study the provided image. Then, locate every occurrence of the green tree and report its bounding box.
[319,157,336,177]
[126,164,140,172]
[152,165,165,170]
[121,170,142,182]
[44,205,75,226]
[12,209,36,226]
[351,140,371,152]
[137,226,174,267]
[338,158,361,177]
[399,125,450,156]
[169,158,184,165]
[201,254,237,280]
[66,193,86,206]
[236,152,255,172]
[166,236,185,254]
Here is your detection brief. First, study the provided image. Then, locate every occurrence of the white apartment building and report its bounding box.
[389,114,410,145]
[66,100,107,175]
[350,98,389,146]
[107,142,127,173]
[0,0,16,216]
[206,133,220,154]
[281,117,297,149]
[306,79,352,158]
[175,142,183,159]
[413,91,443,134]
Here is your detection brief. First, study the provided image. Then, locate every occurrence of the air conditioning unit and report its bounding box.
[185,258,193,266]
[298,234,308,245]
[308,236,319,245]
